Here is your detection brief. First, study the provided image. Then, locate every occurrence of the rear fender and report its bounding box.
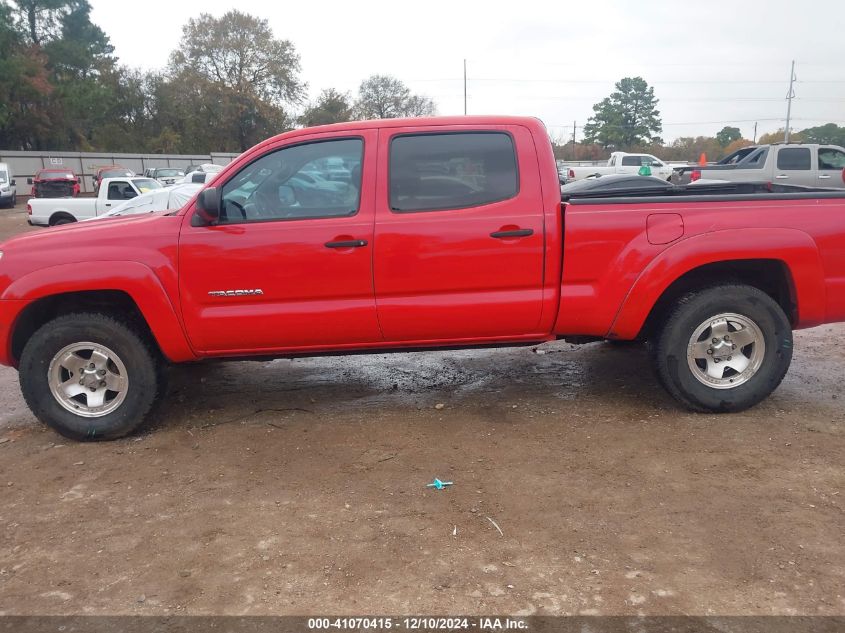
[608,228,826,339]
[1,261,196,363]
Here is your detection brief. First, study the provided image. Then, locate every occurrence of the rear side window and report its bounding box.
[777,148,811,170]
[621,156,642,166]
[389,132,518,213]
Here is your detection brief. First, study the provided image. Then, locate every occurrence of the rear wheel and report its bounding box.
[651,285,793,412]
[19,313,164,440]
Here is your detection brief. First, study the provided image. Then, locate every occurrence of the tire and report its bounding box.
[651,284,792,412]
[19,312,164,441]
[51,216,74,226]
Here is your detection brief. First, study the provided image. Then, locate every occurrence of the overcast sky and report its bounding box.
[90,0,845,142]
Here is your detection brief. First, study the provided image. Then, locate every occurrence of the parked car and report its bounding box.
[83,183,202,221]
[185,163,224,176]
[27,177,162,225]
[28,169,80,198]
[93,166,135,193]
[672,143,845,186]
[2,115,845,441]
[565,152,680,181]
[0,162,17,208]
[143,167,186,186]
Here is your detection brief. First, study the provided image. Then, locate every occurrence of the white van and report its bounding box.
[0,163,17,208]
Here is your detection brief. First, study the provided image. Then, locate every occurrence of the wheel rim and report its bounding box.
[686,313,766,389]
[48,342,129,418]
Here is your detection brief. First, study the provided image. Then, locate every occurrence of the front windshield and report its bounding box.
[103,169,133,178]
[157,169,184,177]
[131,178,163,193]
[0,171,7,183]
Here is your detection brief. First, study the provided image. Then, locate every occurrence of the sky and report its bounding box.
[89,0,845,143]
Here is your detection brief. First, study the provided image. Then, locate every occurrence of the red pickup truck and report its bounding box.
[1,116,844,441]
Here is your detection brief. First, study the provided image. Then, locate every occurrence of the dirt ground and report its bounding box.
[0,205,842,617]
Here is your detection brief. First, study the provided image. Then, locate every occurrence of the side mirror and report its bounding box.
[123,189,138,199]
[10,179,15,186]
[194,187,220,225]
[27,178,33,185]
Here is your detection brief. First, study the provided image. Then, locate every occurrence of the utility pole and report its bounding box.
[571,120,577,158]
[753,121,758,143]
[463,59,467,116]
[785,60,796,142]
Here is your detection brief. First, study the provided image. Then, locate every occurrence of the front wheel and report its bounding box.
[19,313,165,440]
[651,285,793,412]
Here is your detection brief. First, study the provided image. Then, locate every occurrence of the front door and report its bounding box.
[372,125,546,342]
[178,131,381,354]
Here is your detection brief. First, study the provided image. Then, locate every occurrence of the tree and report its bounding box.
[299,88,353,127]
[668,136,723,163]
[169,10,305,151]
[716,126,742,147]
[800,123,845,146]
[582,77,662,149]
[354,74,436,119]
[11,0,72,45]
[757,128,805,145]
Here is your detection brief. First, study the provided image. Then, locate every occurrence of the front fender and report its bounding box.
[608,228,827,339]
[0,261,197,364]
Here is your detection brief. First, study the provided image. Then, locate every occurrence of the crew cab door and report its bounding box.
[372,125,546,341]
[772,146,815,186]
[817,146,845,186]
[178,131,381,353]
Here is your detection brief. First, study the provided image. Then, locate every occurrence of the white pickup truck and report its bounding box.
[27,177,162,226]
[563,152,681,182]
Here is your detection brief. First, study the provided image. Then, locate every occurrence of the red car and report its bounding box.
[1,115,844,441]
[28,168,80,198]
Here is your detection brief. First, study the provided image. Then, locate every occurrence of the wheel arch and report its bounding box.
[2,262,197,366]
[608,228,827,340]
[48,211,77,226]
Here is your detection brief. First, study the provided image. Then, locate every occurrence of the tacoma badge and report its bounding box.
[208,289,264,297]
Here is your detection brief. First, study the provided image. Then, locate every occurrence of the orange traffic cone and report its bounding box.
[698,153,707,166]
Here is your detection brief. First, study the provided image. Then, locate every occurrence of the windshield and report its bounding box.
[156,169,184,177]
[131,178,162,193]
[39,171,75,180]
[0,171,7,183]
[102,169,133,178]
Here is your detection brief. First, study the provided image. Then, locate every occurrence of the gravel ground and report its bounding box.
[0,206,842,616]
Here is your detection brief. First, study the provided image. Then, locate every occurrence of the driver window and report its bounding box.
[220,138,363,224]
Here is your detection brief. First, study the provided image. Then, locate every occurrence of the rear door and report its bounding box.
[817,146,845,187]
[773,146,815,186]
[372,124,546,342]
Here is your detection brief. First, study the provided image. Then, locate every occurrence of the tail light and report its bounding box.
[842,168,845,185]
[27,203,32,215]
[568,169,575,179]
[690,170,701,182]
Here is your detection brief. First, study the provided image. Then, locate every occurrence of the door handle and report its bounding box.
[775,174,789,179]
[325,239,368,249]
[819,174,831,179]
[490,228,534,239]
